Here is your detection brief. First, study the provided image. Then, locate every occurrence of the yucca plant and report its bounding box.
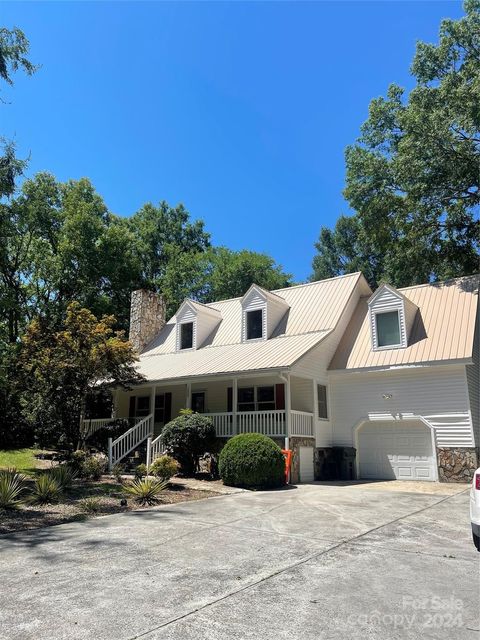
[122,477,169,506]
[30,473,62,505]
[0,469,28,509]
[79,497,101,514]
[50,464,78,490]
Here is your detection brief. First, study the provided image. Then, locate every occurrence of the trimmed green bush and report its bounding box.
[218,433,285,489]
[161,413,216,475]
[150,455,179,481]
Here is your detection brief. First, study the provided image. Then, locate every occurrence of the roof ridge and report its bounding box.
[398,273,479,292]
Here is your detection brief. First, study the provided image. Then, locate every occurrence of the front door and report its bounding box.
[191,392,206,413]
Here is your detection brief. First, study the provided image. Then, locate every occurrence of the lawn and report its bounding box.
[0,448,42,475]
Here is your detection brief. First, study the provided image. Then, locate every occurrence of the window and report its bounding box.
[154,394,165,423]
[376,311,401,347]
[317,385,328,419]
[238,386,275,411]
[191,391,206,413]
[136,396,150,417]
[246,309,263,340]
[180,322,194,350]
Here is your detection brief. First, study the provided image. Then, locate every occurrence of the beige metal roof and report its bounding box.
[144,272,365,356]
[137,332,329,382]
[137,272,367,381]
[329,276,479,371]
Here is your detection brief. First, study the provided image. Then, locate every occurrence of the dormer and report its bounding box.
[175,300,222,352]
[368,284,418,351]
[241,285,290,343]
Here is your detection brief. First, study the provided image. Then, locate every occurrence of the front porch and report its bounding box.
[84,374,323,474]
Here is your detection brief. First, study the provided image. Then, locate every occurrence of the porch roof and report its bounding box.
[136,331,329,382]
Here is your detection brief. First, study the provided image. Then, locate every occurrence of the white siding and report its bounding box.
[330,365,474,448]
[291,377,313,413]
[242,289,267,342]
[176,304,197,351]
[466,319,479,447]
[292,278,367,448]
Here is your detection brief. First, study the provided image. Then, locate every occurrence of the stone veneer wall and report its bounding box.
[437,447,478,483]
[289,436,315,484]
[129,289,165,354]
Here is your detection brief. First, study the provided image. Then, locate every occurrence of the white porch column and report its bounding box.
[232,378,238,435]
[186,382,192,409]
[150,385,156,423]
[285,374,291,448]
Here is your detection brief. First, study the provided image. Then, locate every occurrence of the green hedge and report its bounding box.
[218,433,285,489]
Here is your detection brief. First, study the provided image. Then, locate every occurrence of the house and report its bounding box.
[86,272,479,483]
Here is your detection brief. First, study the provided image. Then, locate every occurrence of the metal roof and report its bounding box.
[137,272,365,381]
[329,276,479,371]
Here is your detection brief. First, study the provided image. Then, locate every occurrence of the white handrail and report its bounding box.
[108,414,154,469]
[237,410,286,437]
[203,412,234,437]
[148,432,166,467]
[290,410,314,437]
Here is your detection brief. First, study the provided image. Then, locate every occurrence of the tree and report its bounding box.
[18,303,143,450]
[312,1,480,288]
[205,247,292,301]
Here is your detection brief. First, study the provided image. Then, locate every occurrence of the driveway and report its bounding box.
[1,482,478,640]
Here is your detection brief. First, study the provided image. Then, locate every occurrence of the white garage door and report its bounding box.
[298,446,315,483]
[358,421,435,481]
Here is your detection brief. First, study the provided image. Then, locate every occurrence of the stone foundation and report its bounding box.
[288,437,315,484]
[437,447,478,483]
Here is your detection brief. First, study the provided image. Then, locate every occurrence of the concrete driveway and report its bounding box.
[1,482,478,640]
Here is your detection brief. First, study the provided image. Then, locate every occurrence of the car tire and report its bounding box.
[473,532,480,552]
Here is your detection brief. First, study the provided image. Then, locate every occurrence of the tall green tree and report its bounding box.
[312,0,480,288]
[19,303,142,450]
[204,247,292,301]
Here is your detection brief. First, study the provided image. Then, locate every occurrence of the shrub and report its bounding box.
[161,413,216,475]
[150,455,179,481]
[111,463,125,482]
[86,419,130,453]
[68,449,87,473]
[80,497,101,513]
[30,473,62,505]
[81,455,107,480]
[122,478,169,505]
[134,463,147,479]
[0,469,27,509]
[218,433,285,489]
[50,464,77,490]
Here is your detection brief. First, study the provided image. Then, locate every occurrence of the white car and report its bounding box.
[471,467,480,552]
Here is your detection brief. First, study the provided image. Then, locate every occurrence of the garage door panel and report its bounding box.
[358,421,435,482]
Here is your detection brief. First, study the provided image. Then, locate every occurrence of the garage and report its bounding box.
[357,420,436,481]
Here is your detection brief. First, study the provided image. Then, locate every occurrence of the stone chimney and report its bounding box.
[129,289,166,354]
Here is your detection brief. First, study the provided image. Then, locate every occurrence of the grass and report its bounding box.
[0,448,41,475]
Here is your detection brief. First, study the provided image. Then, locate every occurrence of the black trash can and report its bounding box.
[332,446,356,480]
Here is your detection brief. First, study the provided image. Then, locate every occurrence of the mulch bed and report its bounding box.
[0,476,219,535]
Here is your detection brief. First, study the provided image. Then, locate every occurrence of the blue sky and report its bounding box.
[2,1,463,281]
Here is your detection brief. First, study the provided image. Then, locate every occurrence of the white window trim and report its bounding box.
[177,319,196,352]
[372,309,404,351]
[243,307,266,343]
[317,383,329,421]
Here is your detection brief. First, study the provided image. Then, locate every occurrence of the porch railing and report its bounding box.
[108,414,154,470]
[82,416,142,439]
[237,410,286,437]
[290,410,314,437]
[147,433,166,468]
[204,412,234,437]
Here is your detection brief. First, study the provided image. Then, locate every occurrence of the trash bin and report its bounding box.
[332,447,356,480]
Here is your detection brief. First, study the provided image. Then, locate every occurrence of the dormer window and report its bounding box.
[368,284,418,351]
[375,311,401,348]
[246,309,263,340]
[180,322,194,350]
